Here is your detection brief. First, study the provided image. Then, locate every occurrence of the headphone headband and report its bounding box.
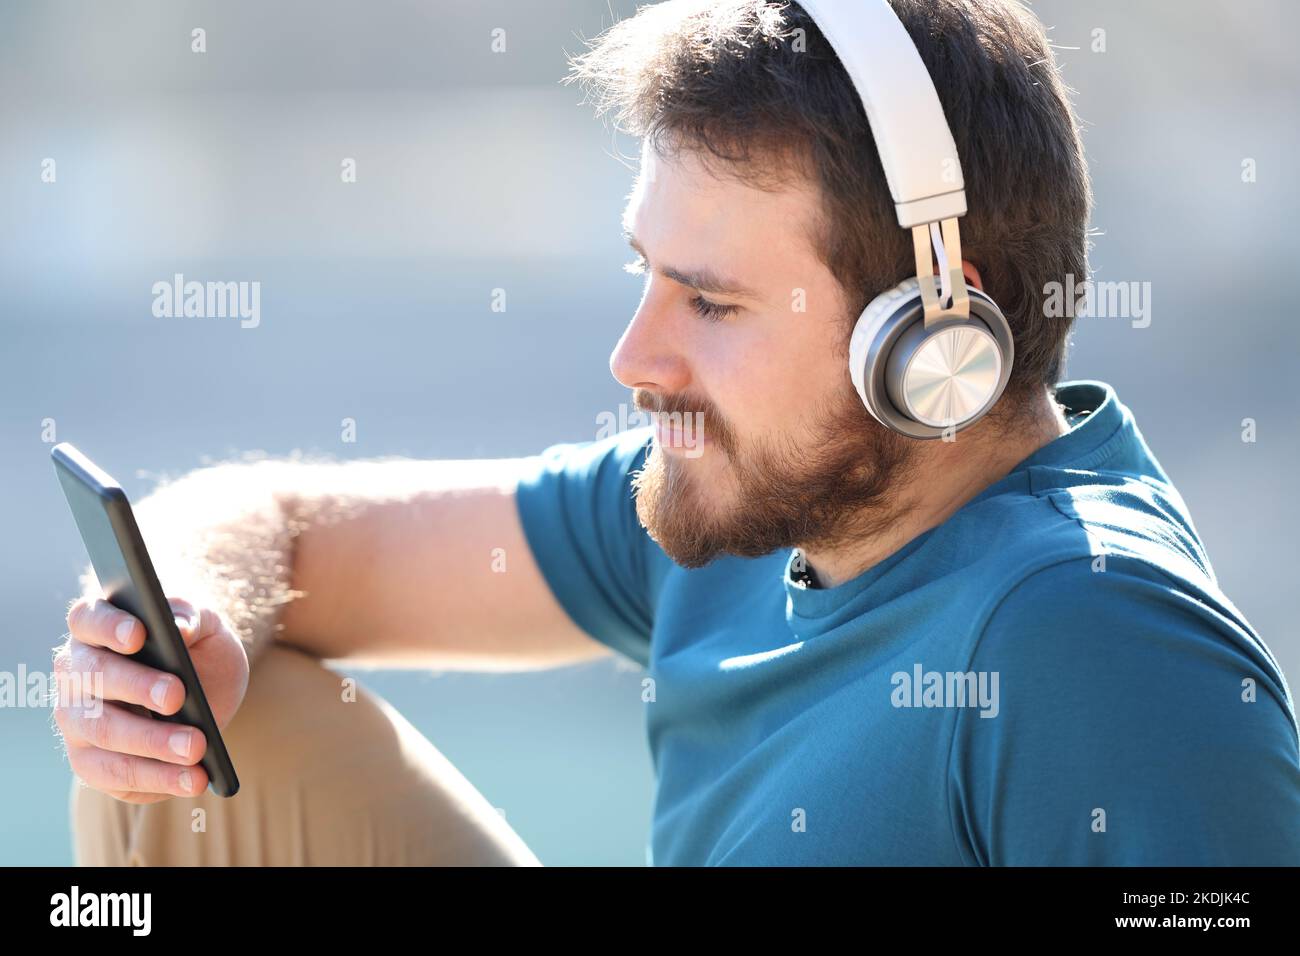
[811,0,1017,437]
[796,0,966,228]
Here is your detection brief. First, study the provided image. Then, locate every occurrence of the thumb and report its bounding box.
[165,597,204,647]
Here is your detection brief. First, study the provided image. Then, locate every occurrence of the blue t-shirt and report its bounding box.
[514,381,1300,865]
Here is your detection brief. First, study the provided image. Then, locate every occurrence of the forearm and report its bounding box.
[271,456,600,670]
[76,459,304,671]
[272,457,526,666]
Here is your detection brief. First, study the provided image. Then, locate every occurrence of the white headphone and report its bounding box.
[799,0,1014,439]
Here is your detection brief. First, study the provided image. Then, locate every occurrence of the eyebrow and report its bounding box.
[622,229,761,302]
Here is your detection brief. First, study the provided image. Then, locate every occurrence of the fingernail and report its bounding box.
[178,770,193,793]
[115,618,135,646]
[150,678,170,709]
[169,731,191,759]
[174,615,189,633]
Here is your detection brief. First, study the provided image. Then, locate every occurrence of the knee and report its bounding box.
[72,643,540,866]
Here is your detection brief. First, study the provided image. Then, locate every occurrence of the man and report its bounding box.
[56,0,1300,865]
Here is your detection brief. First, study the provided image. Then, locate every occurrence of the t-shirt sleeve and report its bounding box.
[949,555,1300,865]
[512,426,662,668]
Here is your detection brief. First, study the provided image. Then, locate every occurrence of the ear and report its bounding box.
[933,258,984,293]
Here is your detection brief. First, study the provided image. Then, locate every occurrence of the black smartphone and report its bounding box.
[51,442,240,798]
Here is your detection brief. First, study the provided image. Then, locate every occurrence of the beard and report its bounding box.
[629,381,923,570]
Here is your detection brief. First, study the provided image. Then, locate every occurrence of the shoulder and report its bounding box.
[970,550,1291,722]
[947,464,1235,637]
[946,552,1300,864]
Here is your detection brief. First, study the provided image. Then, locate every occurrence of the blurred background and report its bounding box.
[2,0,1297,865]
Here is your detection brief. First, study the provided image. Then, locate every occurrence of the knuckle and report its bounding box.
[84,708,115,750]
[112,754,140,792]
[61,706,88,744]
[74,646,104,675]
[65,598,88,632]
[51,702,71,735]
[86,598,106,630]
[101,752,126,788]
[55,653,103,709]
[69,601,103,644]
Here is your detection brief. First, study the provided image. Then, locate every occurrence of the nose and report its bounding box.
[608,289,691,397]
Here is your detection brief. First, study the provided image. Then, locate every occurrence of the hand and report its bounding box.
[53,595,250,804]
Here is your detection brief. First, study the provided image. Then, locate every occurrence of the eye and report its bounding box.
[689,295,739,322]
[623,254,739,322]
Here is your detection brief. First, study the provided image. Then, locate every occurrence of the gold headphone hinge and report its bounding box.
[913,218,970,328]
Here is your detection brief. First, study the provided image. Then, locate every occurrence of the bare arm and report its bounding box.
[119,454,609,672]
[272,456,610,669]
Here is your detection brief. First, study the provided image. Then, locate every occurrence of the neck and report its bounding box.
[799,387,1071,589]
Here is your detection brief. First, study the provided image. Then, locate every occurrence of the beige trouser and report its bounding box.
[69,644,542,866]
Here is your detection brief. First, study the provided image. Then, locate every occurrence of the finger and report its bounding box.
[57,698,208,767]
[187,606,222,644]
[166,596,200,631]
[66,596,143,653]
[104,790,173,806]
[165,595,197,618]
[65,640,186,715]
[164,597,213,649]
[70,747,209,798]
[72,777,173,806]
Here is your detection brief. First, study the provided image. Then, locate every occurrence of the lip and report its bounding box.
[653,417,710,454]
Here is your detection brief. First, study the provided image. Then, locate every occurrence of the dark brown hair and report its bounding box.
[564,0,1092,398]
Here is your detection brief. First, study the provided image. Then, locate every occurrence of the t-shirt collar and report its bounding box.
[781,379,1125,624]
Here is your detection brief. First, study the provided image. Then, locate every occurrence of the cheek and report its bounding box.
[690,330,787,441]
[719,327,845,441]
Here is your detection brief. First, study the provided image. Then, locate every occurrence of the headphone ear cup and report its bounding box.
[849,277,922,426]
[849,279,1014,439]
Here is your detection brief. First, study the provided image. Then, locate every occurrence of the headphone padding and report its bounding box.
[849,277,1014,439]
[849,277,926,426]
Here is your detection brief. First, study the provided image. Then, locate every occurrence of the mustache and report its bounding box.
[631,388,710,419]
[631,388,726,452]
